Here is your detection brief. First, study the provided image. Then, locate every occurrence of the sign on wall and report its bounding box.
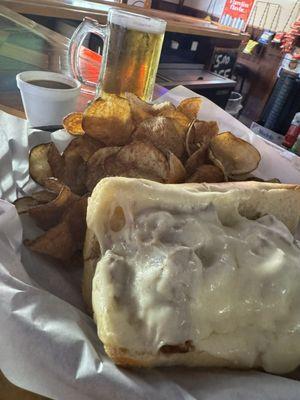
[219,0,255,31]
[210,47,238,78]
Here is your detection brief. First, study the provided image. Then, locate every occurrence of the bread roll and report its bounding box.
[85,178,300,373]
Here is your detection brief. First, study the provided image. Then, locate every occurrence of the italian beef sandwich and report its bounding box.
[84,177,300,374]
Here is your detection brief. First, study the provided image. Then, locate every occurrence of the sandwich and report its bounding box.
[84,177,300,374]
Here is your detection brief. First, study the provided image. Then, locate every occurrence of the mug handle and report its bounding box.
[68,17,107,87]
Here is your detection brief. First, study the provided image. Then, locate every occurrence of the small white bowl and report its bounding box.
[16,71,81,127]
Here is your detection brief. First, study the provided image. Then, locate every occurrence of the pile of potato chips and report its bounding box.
[14,93,261,263]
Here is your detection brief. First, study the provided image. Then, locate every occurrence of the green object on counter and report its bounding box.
[291,135,300,156]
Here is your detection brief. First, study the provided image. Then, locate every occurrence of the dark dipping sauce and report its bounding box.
[27,79,74,89]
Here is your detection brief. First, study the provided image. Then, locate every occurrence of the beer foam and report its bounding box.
[110,9,166,34]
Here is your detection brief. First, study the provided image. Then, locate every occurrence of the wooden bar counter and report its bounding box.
[2,0,248,41]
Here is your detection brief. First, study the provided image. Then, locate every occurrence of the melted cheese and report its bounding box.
[91,181,300,374]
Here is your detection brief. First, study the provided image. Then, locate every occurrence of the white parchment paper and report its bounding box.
[1,86,300,400]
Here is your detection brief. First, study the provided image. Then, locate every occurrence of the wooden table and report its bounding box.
[2,0,248,40]
[0,371,50,400]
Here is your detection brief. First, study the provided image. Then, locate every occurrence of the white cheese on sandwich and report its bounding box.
[87,178,300,373]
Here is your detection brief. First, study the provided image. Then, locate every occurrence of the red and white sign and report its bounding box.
[220,0,255,31]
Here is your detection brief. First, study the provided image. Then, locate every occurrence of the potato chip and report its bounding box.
[105,156,165,183]
[168,153,186,183]
[125,92,154,124]
[185,120,196,157]
[185,147,207,176]
[56,136,102,193]
[158,109,190,130]
[13,197,39,214]
[209,132,261,176]
[81,136,105,161]
[31,190,57,204]
[68,136,104,162]
[187,164,225,183]
[25,221,75,261]
[28,184,79,230]
[62,139,87,195]
[63,196,88,249]
[152,101,176,114]
[63,112,85,136]
[29,143,53,185]
[25,196,87,261]
[229,173,252,181]
[82,94,134,145]
[47,142,65,181]
[103,142,168,182]
[132,116,185,159]
[177,97,202,120]
[186,120,219,156]
[86,146,121,191]
[43,178,65,194]
[113,141,169,182]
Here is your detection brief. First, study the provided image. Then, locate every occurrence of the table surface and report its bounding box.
[2,0,249,40]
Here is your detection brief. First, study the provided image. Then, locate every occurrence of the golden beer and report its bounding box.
[98,10,166,101]
[69,9,166,100]
[99,24,164,101]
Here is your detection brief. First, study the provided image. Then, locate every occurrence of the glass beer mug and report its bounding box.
[69,8,166,101]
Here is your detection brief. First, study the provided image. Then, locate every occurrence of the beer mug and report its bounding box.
[69,8,166,101]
